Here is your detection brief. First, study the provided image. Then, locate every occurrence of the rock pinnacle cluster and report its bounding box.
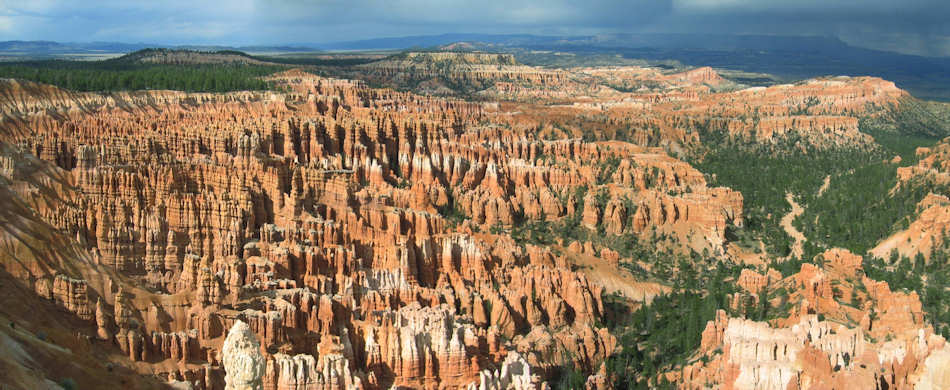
[0,52,946,389]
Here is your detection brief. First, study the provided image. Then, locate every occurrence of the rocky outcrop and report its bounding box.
[0,58,917,390]
[50,274,93,320]
[916,347,950,390]
[898,137,950,186]
[348,56,908,151]
[0,72,642,389]
[883,138,950,261]
[223,321,266,390]
[468,351,538,390]
[680,249,950,390]
[263,352,364,390]
[872,194,950,262]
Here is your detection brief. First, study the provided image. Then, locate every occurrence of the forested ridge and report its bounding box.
[0,49,285,92]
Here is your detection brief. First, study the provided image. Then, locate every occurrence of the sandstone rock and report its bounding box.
[222,320,265,390]
[468,351,538,390]
[916,346,950,390]
[684,249,950,390]
[95,298,113,341]
[5,64,913,390]
[871,193,950,262]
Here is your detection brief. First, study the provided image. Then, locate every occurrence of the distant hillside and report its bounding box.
[311,33,542,51]
[0,40,151,54]
[115,48,276,65]
[393,51,518,66]
[7,35,950,100]
[313,33,950,101]
[346,51,534,96]
[0,50,282,92]
[0,41,317,60]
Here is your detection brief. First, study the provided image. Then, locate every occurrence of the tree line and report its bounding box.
[0,59,282,92]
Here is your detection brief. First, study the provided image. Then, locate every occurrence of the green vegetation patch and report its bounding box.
[605,259,748,389]
[795,121,946,259]
[865,249,950,339]
[692,136,880,257]
[0,54,282,92]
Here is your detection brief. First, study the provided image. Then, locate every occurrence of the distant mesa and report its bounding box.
[394,51,519,66]
[115,48,275,66]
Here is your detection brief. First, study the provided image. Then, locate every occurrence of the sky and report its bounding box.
[1,0,949,57]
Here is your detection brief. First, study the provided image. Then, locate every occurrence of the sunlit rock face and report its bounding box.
[1,72,671,389]
[679,249,950,390]
[223,321,265,390]
[358,53,906,152]
[0,54,925,390]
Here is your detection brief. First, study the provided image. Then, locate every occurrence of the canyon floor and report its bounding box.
[2,49,950,389]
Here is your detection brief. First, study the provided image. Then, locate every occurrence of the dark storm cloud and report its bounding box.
[258,0,673,27]
[1,0,949,56]
[667,0,950,56]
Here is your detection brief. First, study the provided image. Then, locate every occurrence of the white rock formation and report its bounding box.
[469,351,537,390]
[916,347,950,390]
[223,320,265,390]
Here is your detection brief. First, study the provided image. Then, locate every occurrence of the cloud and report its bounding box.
[0,0,257,43]
[662,0,950,55]
[0,0,948,56]
[0,0,674,44]
[259,0,670,25]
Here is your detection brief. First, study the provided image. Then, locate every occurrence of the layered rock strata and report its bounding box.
[0,71,736,389]
[678,249,950,390]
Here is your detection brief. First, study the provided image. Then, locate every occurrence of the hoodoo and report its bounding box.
[222,321,265,390]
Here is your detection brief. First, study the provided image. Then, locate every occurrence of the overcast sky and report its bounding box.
[2,0,950,56]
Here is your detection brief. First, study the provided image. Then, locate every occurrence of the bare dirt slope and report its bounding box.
[781,192,807,259]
